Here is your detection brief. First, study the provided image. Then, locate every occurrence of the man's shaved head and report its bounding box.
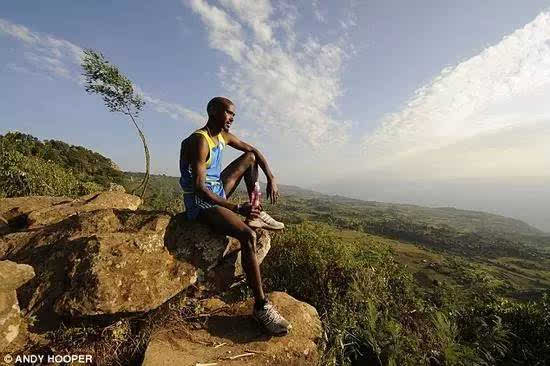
[207,97,234,117]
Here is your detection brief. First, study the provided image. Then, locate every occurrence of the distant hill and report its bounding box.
[249,181,542,236]
[325,196,542,236]
[0,131,124,187]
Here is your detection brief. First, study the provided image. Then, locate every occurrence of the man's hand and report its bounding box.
[238,202,261,219]
[266,178,280,204]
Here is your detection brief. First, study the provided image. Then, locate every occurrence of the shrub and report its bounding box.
[0,146,103,198]
[262,222,438,365]
[260,221,549,365]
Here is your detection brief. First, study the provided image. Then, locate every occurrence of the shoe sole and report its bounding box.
[247,221,285,231]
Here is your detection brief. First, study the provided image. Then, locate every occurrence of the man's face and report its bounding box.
[216,103,235,132]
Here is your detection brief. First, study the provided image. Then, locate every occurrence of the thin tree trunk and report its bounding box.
[127,108,150,199]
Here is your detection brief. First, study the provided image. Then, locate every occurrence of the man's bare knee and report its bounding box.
[245,151,256,164]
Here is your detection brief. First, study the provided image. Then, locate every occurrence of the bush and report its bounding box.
[0,131,124,187]
[0,147,103,198]
[262,222,440,365]
[260,221,550,365]
[459,293,550,366]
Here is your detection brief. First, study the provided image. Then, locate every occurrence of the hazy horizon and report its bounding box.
[2,1,549,233]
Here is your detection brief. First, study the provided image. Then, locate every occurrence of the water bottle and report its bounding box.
[250,181,262,209]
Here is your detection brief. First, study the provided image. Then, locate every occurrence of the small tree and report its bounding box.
[81,49,150,198]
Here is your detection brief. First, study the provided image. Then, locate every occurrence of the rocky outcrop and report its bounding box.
[0,192,322,364]
[108,182,126,192]
[0,260,35,353]
[54,232,197,316]
[142,292,323,366]
[0,196,71,233]
[0,209,197,326]
[165,216,272,291]
[26,191,141,228]
[0,194,272,326]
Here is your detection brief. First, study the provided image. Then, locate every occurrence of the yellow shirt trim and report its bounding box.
[193,129,224,167]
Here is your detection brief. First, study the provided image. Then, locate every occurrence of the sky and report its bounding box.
[1,1,550,231]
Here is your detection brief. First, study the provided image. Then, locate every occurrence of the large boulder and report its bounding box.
[207,231,271,291]
[26,191,141,228]
[164,216,271,290]
[0,194,274,333]
[0,260,35,353]
[141,292,323,366]
[55,232,197,316]
[0,196,71,233]
[0,193,182,327]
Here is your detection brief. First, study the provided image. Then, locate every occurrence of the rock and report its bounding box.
[207,230,271,291]
[0,260,35,353]
[165,216,271,290]
[1,208,189,327]
[164,218,230,270]
[0,217,8,235]
[26,192,141,228]
[141,292,322,366]
[0,196,71,233]
[0,195,273,330]
[73,209,122,234]
[108,183,126,193]
[55,232,197,316]
[0,260,35,291]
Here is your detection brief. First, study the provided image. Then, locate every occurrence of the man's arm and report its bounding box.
[223,131,279,204]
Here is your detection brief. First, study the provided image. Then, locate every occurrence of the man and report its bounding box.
[179,96,291,335]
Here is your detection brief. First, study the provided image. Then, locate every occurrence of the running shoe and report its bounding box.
[253,301,292,335]
[247,211,285,230]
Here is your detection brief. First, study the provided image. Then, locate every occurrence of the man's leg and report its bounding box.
[197,205,265,304]
[221,152,257,198]
[221,152,285,230]
[197,205,291,334]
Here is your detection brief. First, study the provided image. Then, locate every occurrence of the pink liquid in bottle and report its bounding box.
[250,181,261,209]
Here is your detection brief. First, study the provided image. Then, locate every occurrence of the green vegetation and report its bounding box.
[262,194,548,259]
[0,132,117,198]
[123,172,183,214]
[3,132,549,365]
[261,222,550,365]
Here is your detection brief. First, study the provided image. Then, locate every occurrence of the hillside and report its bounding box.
[268,185,543,235]
[0,132,124,199]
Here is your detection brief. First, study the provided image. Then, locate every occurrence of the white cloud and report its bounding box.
[140,93,205,125]
[380,119,550,180]
[0,18,83,81]
[311,0,326,23]
[23,51,72,79]
[0,18,40,43]
[185,0,352,148]
[0,17,203,126]
[362,11,550,176]
[218,0,274,43]
[187,0,247,62]
[5,62,41,77]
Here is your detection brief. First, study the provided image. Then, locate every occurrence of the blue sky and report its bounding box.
[2,1,550,230]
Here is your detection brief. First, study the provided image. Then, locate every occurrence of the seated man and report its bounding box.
[179,96,291,335]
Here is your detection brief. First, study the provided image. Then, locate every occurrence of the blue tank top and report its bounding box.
[180,129,226,194]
